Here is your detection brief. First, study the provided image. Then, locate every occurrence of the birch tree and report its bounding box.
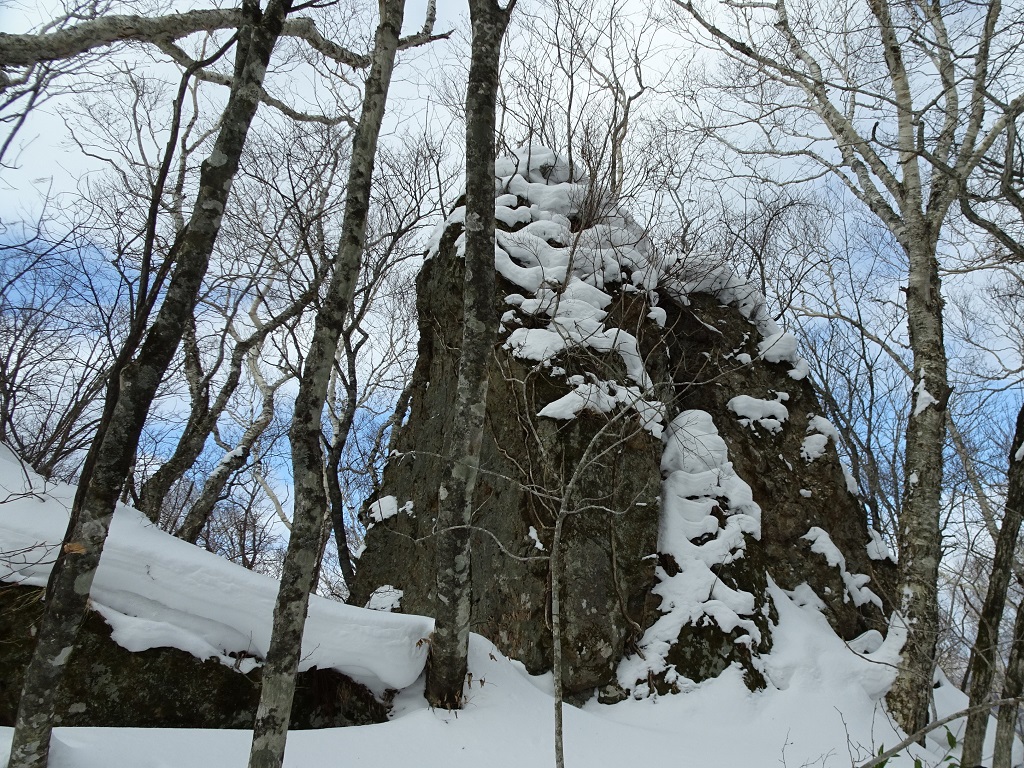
[425,0,517,710]
[246,0,437,763]
[6,1,297,765]
[668,0,1024,735]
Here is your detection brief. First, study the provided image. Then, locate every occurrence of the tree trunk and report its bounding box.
[424,0,514,710]
[246,4,404,767]
[885,231,950,737]
[6,4,292,766]
[993,596,1024,768]
[960,404,1024,766]
[326,423,357,594]
[551,510,567,768]
[139,317,211,522]
[991,415,1024,768]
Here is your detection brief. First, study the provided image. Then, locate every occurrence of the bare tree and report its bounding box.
[246,1,434,764]
[425,0,517,711]
[135,118,352,530]
[0,218,120,479]
[6,1,297,764]
[667,0,1024,734]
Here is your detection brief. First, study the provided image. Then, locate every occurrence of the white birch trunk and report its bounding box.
[424,0,515,710]
[6,2,292,765]
[246,3,406,766]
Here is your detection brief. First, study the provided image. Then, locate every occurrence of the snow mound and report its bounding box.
[619,410,763,691]
[0,445,431,694]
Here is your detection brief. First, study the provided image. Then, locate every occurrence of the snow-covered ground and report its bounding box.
[0,143,1016,766]
[0,443,1014,768]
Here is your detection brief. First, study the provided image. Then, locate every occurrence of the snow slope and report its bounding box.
[0,443,1015,768]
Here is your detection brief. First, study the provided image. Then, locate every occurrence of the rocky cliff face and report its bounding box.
[353,146,895,702]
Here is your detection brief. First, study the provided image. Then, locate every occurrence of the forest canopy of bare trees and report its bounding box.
[2,0,1024,765]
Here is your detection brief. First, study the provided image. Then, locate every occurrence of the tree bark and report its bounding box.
[325,388,359,593]
[990,415,1024,768]
[960,404,1024,766]
[246,3,405,766]
[885,231,950,738]
[551,510,567,768]
[5,3,291,766]
[993,596,1024,768]
[424,0,515,710]
[0,9,366,71]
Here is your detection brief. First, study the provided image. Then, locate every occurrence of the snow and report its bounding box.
[801,527,883,609]
[843,462,861,495]
[757,330,799,363]
[619,410,762,689]
[365,585,404,612]
[867,528,895,562]
[430,147,817,447]
[913,370,940,416]
[0,446,431,695]
[801,415,840,462]
[0,441,1018,768]
[756,332,810,380]
[368,495,400,522]
[801,434,829,461]
[536,375,664,438]
[0,616,954,768]
[727,394,790,434]
[787,357,810,380]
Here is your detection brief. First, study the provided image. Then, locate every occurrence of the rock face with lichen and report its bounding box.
[352,146,895,702]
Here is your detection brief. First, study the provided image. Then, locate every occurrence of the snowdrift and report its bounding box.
[0,440,994,765]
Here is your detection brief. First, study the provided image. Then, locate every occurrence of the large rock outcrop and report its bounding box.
[353,146,894,702]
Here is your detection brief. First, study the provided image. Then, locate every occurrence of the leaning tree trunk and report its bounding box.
[324,369,360,594]
[990,414,1024,768]
[993,596,1024,768]
[424,0,515,710]
[960,404,1024,765]
[138,317,213,522]
[885,228,950,738]
[6,4,292,766]
[246,4,404,767]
